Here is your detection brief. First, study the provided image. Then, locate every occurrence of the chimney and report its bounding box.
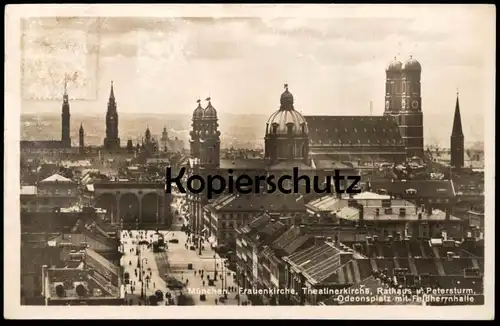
[314,236,326,246]
[418,213,422,220]
[399,208,406,217]
[299,224,306,234]
[445,209,450,220]
[340,251,354,264]
[326,237,333,243]
[375,208,380,216]
[446,251,454,261]
[441,230,448,241]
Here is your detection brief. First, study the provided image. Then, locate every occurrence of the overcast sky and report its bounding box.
[20,5,495,145]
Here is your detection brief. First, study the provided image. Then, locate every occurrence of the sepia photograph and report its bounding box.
[4,4,495,320]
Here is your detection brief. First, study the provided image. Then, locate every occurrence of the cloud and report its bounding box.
[99,41,138,57]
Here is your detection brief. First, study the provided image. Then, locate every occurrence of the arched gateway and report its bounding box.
[93,181,171,228]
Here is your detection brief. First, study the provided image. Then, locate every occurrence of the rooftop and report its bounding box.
[285,241,342,284]
[40,173,74,183]
[369,180,456,198]
[20,185,37,196]
[305,116,404,148]
[209,193,306,212]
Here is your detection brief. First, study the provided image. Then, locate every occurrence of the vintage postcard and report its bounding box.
[4,4,495,320]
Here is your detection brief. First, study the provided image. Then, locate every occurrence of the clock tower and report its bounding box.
[384,56,424,158]
[104,81,121,150]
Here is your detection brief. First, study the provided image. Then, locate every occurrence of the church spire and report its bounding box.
[109,80,115,100]
[452,91,464,137]
[450,90,464,168]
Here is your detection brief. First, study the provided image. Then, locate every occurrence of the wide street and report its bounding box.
[154,231,248,305]
[120,230,170,305]
[120,229,248,305]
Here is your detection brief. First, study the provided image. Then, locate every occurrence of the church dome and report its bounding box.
[403,56,421,71]
[193,101,204,119]
[204,99,217,119]
[386,57,402,72]
[280,89,294,107]
[267,85,308,136]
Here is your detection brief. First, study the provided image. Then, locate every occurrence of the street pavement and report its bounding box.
[120,229,247,305]
[155,231,249,306]
[120,230,170,305]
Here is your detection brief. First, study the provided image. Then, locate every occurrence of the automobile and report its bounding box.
[155,289,164,301]
[189,246,195,251]
[169,239,179,244]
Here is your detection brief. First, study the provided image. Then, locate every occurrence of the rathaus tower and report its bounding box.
[104,81,121,150]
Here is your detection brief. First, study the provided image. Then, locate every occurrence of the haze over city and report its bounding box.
[21,6,494,146]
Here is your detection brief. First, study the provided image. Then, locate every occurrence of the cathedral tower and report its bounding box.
[384,57,403,114]
[200,97,221,167]
[450,92,464,168]
[384,56,424,158]
[104,81,121,150]
[61,77,71,147]
[265,84,309,165]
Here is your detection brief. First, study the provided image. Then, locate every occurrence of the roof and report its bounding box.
[268,160,315,171]
[369,180,456,197]
[93,182,164,189]
[286,242,342,284]
[209,193,306,212]
[311,159,355,170]
[239,213,272,235]
[40,173,74,183]
[335,205,461,222]
[220,158,267,170]
[307,195,345,212]
[60,160,92,168]
[20,140,66,149]
[20,185,37,196]
[305,116,403,147]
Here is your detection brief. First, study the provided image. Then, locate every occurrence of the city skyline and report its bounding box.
[21,8,494,124]
[6,4,493,319]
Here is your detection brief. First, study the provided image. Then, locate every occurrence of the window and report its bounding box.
[67,189,72,195]
[54,189,59,195]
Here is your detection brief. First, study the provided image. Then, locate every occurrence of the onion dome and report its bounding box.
[203,97,217,119]
[403,55,421,71]
[386,57,402,72]
[193,99,204,119]
[267,84,308,136]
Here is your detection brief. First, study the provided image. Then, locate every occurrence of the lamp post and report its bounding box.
[140,258,147,299]
[213,254,217,281]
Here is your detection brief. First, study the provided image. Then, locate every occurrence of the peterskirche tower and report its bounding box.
[79,123,84,152]
[61,77,71,147]
[450,91,465,169]
[384,56,424,158]
[104,81,121,150]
